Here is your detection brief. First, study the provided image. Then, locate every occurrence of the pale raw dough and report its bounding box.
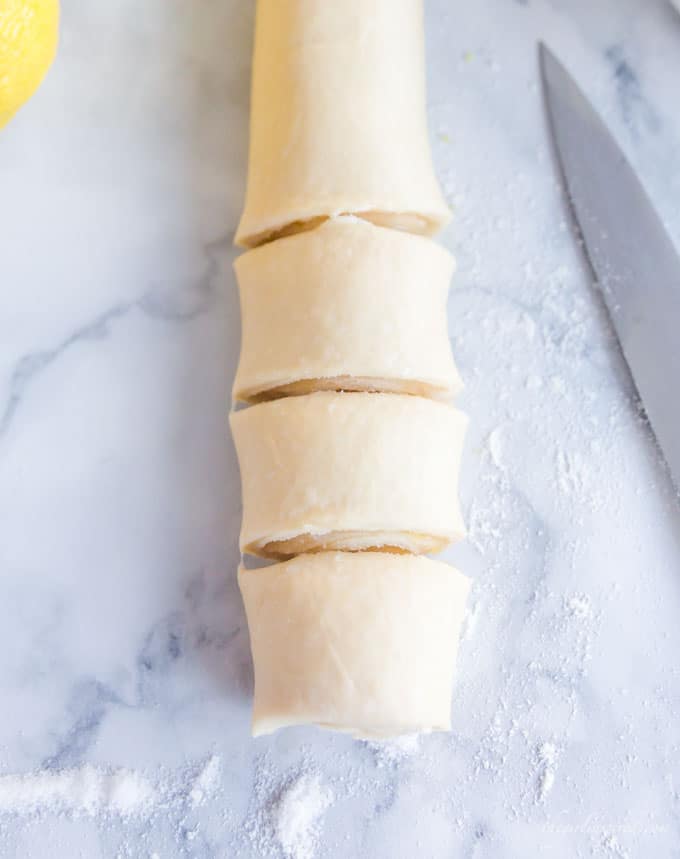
[234,0,450,248]
[229,391,467,559]
[233,217,462,404]
[238,551,471,738]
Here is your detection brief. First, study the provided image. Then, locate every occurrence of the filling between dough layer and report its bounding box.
[238,374,458,405]
[247,529,460,562]
[241,210,436,249]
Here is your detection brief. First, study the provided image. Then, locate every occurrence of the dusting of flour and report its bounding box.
[0,752,224,855]
[272,774,334,859]
[536,742,558,802]
[243,762,335,859]
[366,734,421,768]
[189,754,221,808]
[0,765,155,818]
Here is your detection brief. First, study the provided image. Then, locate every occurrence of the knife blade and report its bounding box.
[539,43,680,494]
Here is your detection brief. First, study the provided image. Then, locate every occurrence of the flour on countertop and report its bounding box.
[366,734,421,768]
[189,754,221,808]
[0,753,222,823]
[487,426,506,470]
[536,742,558,802]
[0,765,155,818]
[243,763,334,859]
[273,773,334,859]
[452,221,624,821]
[461,600,481,642]
[566,593,593,620]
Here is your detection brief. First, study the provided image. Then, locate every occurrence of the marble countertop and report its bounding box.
[2,0,680,856]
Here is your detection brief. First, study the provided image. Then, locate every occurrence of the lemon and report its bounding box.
[0,0,59,128]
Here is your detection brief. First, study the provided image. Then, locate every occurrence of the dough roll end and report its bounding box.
[238,551,471,738]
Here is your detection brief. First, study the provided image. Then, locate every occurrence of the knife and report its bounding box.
[539,43,680,495]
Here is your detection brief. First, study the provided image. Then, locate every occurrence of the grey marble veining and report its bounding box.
[1,1,680,856]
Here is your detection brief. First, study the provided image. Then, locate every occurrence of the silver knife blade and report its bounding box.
[539,43,680,494]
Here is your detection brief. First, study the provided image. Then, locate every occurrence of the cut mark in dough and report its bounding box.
[361,210,431,234]
[248,529,460,562]
[244,210,435,249]
[245,215,328,248]
[241,375,454,405]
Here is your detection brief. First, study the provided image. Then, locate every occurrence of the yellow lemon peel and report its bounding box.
[0,0,59,128]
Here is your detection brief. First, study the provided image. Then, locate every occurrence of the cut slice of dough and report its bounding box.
[238,551,472,738]
[233,217,462,404]
[230,391,467,559]
[234,0,450,248]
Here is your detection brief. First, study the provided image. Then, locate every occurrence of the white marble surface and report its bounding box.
[2,0,680,856]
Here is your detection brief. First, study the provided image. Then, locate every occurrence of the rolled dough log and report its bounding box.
[230,391,467,559]
[233,217,462,404]
[235,0,450,248]
[239,551,471,737]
